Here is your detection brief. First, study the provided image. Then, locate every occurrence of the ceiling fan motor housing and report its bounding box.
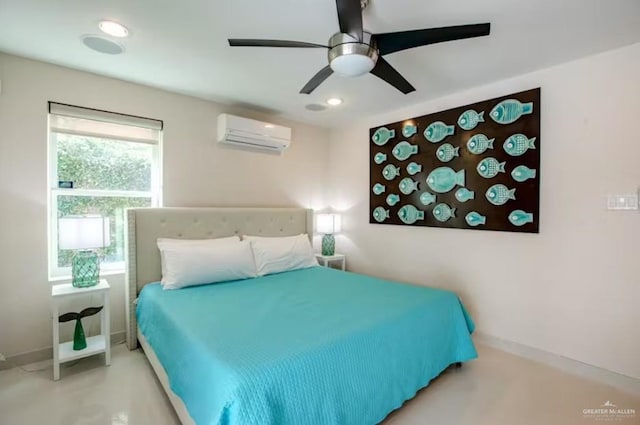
[328,32,378,77]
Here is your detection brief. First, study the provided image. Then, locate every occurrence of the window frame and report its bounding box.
[47,122,162,281]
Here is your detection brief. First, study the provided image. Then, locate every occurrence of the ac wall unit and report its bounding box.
[217,114,291,153]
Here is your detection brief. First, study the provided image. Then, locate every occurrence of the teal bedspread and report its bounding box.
[137,267,477,425]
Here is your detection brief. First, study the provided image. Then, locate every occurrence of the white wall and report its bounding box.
[0,53,330,358]
[327,43,640,379]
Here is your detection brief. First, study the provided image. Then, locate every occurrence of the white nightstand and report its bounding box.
[315,253,346,271]
[51,279,111,380]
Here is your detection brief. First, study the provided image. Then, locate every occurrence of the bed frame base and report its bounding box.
[137,330,194,425]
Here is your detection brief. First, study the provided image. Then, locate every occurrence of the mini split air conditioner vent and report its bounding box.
[217,114,291,153]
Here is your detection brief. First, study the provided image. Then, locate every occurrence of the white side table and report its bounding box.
[51,279,110,380]
[315,253,346,271]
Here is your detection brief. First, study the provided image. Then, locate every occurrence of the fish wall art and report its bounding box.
[369,88,540,233]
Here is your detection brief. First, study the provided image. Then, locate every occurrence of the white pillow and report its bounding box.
[160,240,256,290]
[244,234,318,276]
[157,236,240,277]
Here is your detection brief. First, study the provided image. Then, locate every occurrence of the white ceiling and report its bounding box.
[0,0,639,127]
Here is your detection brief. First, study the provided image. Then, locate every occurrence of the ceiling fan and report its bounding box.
[228,0,490,95]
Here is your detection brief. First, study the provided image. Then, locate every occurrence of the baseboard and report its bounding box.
[474,332,640,396]
[0,331,126,371]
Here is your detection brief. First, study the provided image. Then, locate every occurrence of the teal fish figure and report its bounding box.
[402,124,418,138]
[432,203,456,222]
[508,210,534,226]
[372,207,390,223]
[426,167,466,193]
[386,194,400,206]
[465,212,487,227]
[457,109,485,130]
[399,178,419,195]
[486,184,516,206]
[436,143,460,163]
[467,134,495,155]
[511,165,537,182]
[503,134,536,157]
[455,188,475,203]
[419,192,436,206]
[382,164,400,181]
[372,127,395,146]
[374,152,387,165]
[489,99,534,124]
[392,141,419,161]
[424,121,455,143]
[398,205,425,225]
[406,162,422,176]
[372,183,386,195]
[476,157,506,179]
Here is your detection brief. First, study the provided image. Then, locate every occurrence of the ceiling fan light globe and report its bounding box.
[330,54,375,77]
[327,32,378,77]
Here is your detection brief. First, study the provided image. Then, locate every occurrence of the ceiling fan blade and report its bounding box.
[370,57,415,94]
[228,39,327,48]
[336,0,363,41]
[375,23,491,55]
[300,65,334,94]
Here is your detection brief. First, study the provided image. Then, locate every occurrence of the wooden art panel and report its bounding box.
[369,88,541,233]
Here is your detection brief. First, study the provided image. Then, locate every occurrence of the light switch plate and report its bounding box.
[607,194,639,210]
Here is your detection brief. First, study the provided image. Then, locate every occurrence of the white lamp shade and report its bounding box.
[330,54,375,77]
[59,216,111,250]
[316,213,342,234]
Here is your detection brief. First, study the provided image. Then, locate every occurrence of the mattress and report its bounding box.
[136,266,477,425]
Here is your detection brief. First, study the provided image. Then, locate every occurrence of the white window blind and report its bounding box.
[48,102,163,144]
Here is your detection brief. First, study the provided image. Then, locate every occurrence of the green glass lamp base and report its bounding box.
[73,319,87,351]
[72,250,100,288]
[321,234,335,256]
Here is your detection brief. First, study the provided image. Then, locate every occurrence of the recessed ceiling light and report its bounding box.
[305,104,327,112]
[98,20,129,38]
[327,98,343,106]
[82,35,125,54]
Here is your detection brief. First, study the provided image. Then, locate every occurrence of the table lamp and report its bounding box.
[59,215,110,287]
[316,213,342,256]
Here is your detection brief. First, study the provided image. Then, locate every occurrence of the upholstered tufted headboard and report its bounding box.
[125,207,314,349]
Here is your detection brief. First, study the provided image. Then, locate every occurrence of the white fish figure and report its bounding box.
[399,178,419,195]
[372,183,386,195]
[490,99,534,124]
[511,165,537,182]
[372,207,390,223]
[406,162,422,176]
[476,157,506,179]
[426,167,465,194]
[503,134,536,157]
[508,210,534,226]
[419,192,436,206]
[465,211,486,227]
[398,205,425,225]
[374,152,387,165]
[432,203,456,222]
[382,164,401,181]
[467,134,495,155]
[424,121,455,143]
[457,109,485,130]
[372,127,395,146]
[485,184,516,206]
[436,143,460,163]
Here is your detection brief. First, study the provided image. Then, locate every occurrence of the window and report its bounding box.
[48,103,162,279]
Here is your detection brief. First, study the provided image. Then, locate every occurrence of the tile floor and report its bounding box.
[0,342,637,425]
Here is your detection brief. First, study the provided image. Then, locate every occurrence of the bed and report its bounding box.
[125,207,477,425]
